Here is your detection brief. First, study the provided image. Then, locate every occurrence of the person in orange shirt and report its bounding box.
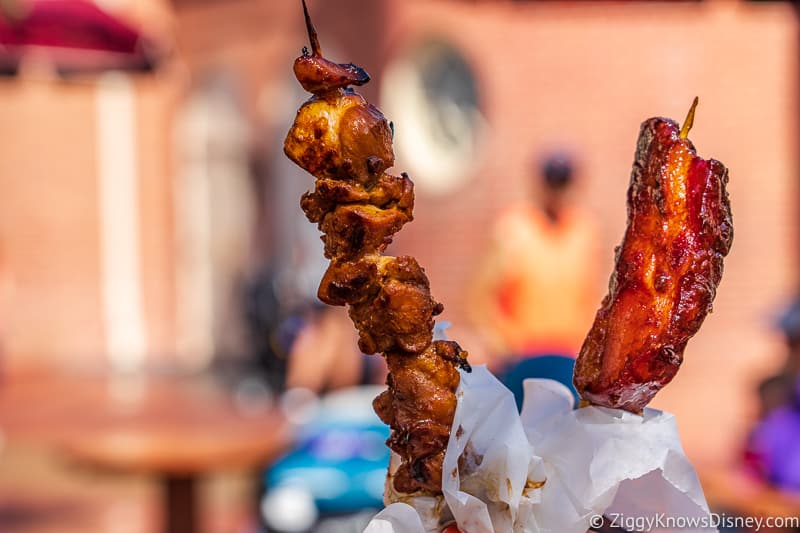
[470,154,599,402]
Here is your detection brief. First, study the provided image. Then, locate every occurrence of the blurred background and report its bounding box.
[1,0,799,531]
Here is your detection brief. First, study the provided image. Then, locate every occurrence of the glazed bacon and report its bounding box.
[285,1,469,494]
[573,99,733,412]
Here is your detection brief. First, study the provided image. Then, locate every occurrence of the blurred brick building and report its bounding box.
[0,0,797,466]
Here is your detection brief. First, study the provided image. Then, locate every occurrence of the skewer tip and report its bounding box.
[679,96,699,139]
[302,0,322,56]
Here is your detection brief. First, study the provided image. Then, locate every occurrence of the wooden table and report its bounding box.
[0,371,291,533]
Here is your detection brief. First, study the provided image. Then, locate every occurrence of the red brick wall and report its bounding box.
[0,75,181,371]
[0,80,105,369]
[381,0,798,466]
[0,0,795,467]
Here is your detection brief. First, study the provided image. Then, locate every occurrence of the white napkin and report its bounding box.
[364,365,716,533]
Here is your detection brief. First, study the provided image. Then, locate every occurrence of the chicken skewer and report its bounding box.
[284,0,470,494]
[573,99,733,412]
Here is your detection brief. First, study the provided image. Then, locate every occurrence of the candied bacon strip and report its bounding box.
[284,0,470,494]
[573,99,733,412]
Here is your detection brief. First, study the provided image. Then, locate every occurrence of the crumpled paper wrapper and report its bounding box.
[364,365,716,533]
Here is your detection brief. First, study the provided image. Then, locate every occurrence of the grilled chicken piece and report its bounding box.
[317,256,443,354]
[284,0,469,495]
[348,256,444,355]
[301,173,414,224]
[573,100,733,412]
[318,203,411,260]
[375,341,470,493]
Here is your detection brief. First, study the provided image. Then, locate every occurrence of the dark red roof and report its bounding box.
[0,0,159,74]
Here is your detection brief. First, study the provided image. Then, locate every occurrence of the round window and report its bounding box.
[381,38,483,195]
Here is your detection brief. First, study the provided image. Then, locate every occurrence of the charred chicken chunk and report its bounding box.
[375,341,469,493]
[301,172,414,224]
[347,256,444,355]
[318,204,411,260]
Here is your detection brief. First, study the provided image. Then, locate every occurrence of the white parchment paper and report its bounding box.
[364,365,715,533]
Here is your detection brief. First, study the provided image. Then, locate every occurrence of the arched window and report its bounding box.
[381,38,484,195]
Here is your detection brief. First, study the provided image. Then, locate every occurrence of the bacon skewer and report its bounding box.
[284,1,470,494]
[573,99,733,412]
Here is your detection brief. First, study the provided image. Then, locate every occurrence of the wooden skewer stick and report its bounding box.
[679,96,699,140]
[302,0,322,56]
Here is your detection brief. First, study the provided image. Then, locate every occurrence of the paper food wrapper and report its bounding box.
[364,366,715,533]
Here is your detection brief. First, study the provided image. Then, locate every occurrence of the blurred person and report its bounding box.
[242,265,293,392]
[745,298,800,491]
[469,152,599,403]
[470,152,599,360]
[746,381,800,495]
[747,384,800,492]
[756,297,800,417]
[243,265,378,396]
[286,305,379,392]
